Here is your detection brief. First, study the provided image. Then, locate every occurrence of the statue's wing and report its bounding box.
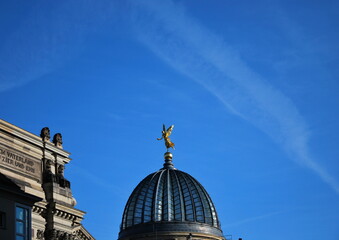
[163,124,166,132]
[166,125,174,136]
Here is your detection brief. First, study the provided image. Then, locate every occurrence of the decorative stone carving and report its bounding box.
[44,229,76,240]
[74,229,91,240]
[37,229,44,239]
[45,159,53,172]
[43,160,70,187]
[54,209,77,221]
[71,196,77,207]
[40,127,51,141]
[33,205,46,218]
[43,159,57,184]
[53,133,63,148]
[58,165,64,176]
[56,164,70,188]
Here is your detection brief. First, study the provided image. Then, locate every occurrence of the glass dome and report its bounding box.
[120,153,222,237]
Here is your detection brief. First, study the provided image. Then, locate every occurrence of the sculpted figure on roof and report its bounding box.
[157,124,175,150]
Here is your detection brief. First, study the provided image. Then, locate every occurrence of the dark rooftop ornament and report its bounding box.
[157,124,175,151]
[40,127,50,142]
[53,133,63,148]
[163,152,175,169]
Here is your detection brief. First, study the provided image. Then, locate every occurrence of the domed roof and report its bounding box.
[119,152,223,239]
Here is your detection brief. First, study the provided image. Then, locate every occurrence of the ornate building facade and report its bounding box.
[0,119,94,240]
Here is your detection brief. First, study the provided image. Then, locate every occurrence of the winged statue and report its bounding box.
[157,124,175,150]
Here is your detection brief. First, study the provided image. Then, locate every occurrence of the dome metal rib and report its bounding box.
[120,168,221,231]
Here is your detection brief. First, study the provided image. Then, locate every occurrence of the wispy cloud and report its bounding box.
[0,3,81,91]
[0,1,117,92]
[70,165,126,199]
[224,211,284,227]
[128,0,339,193]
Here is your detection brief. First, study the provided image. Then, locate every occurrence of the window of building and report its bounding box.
[15,205,30,240]
[0,211,5,229]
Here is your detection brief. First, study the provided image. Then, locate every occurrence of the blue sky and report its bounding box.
[1,0,338,239]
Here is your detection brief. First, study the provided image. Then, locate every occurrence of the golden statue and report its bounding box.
[157,124,175,150]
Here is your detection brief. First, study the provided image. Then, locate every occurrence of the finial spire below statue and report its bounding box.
[157,124,175,151]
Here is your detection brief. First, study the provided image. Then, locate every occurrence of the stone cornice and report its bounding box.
[32,204,46,215]
[0,119,71,159]
[53,202,86,224]
[73,225,95,240]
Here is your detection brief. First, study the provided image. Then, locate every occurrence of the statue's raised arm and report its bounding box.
[157,124,175,151]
